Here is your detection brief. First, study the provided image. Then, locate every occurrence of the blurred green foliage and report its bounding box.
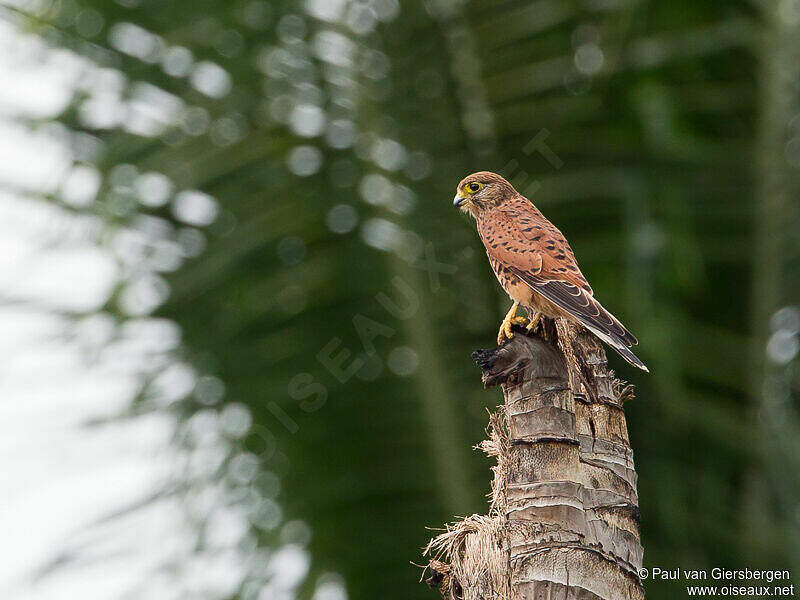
[13,0,800,597]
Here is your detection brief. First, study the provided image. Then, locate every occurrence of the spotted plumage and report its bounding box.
[453,171,647,371]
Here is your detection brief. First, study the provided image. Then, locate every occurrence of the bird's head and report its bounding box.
[453,171,516,217]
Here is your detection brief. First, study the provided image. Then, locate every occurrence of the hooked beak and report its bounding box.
[453,193,466,208]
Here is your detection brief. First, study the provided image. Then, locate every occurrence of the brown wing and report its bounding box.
[476,205,543,275]
[480,199,640,352]
[514,275,640,351]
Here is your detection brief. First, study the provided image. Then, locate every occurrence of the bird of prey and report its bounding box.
[453,171,648,372]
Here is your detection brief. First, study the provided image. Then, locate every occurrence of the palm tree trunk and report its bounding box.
[424,321,644,600]
[743,0,800,563]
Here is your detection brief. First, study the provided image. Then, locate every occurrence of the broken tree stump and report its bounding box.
[423,322,644,600]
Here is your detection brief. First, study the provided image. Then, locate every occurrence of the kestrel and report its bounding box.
[454,171,648,372]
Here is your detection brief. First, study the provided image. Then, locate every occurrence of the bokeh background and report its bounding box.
[1,0,799,599]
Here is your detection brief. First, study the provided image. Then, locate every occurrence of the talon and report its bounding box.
[526,312,541,333]
[496,322,509,345]
[497,301,521,345]
[497,323,513,345]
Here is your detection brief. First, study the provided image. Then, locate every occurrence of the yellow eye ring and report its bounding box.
[466,182,483,194]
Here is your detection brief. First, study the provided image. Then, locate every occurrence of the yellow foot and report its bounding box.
[497,320,512,346]
[497,302,527,345]
[526,312,541,333]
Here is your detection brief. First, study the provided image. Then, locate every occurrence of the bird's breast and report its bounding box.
[488,257,532,303]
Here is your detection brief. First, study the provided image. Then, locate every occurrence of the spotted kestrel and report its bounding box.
[454,171,648,371]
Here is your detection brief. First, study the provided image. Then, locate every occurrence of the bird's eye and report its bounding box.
[466,182,483,193]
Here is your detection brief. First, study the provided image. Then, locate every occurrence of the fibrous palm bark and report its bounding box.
[424,321,644,600]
